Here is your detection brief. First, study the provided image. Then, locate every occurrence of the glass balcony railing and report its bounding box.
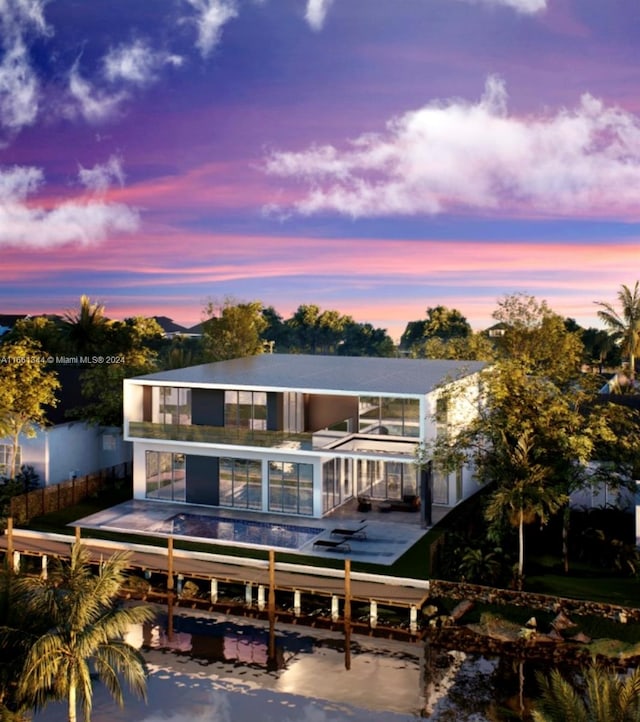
[128,421,314,450]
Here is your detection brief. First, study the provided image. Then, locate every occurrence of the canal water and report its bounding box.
[32,608,523,721]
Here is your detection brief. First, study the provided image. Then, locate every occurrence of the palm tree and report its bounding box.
[62,295,110,355]
[17,543,155,722]
[595,282,640,381]
[458,546,503,585]
[484,431,566,589]
[533,663,640,721]
[0,563,47,721]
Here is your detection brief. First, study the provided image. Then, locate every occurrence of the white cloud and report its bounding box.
[103,39,183,86]
[265,76,640,219]
[0,0,51,34]
[0,36,37,131]
[303,0,545,31]
[0,164,41,199]
[468,0,547,12]
[68,63,128,123]
[305,0,334,31]
[78,155,125,193]
[0,160,139,248]
[0,0,52,135]
[183,0,238,57]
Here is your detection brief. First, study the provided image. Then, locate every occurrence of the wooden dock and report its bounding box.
[1,528,431,639]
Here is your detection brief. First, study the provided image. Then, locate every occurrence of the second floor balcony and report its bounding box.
[128,421,314,451]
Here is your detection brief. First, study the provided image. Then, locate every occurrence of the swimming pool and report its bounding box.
[160,512,324,550]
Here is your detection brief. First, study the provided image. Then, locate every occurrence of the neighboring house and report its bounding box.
[0,422,131,485]
[0,367,131,485]
[123,354,487,520]
[484,322,507,338]
[152,316,202,340]
[0,314,29,337]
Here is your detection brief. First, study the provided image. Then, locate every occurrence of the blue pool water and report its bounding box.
[162,512,324,550]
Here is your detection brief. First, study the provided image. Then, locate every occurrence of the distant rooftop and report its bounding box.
[0,314,29,335]
[130,354,487,396]
[152,316,190,334]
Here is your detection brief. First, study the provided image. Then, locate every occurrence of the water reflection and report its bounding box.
[142,613,312,671]
[137,611,424,716]
[33,610,568,721]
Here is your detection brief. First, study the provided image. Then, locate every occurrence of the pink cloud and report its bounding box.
[265,76,640,220]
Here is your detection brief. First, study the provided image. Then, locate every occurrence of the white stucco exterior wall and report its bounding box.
[1,423,131,485]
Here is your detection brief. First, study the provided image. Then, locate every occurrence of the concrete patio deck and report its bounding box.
[72,498,447,566]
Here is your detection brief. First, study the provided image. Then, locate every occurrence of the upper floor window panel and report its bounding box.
[156,387,191,426]
[224,390,267,431]
[358,396,419,438]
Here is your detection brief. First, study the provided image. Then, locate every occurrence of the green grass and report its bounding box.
[525,569,640,608]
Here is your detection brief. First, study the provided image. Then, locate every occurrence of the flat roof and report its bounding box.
[131,354,486,396]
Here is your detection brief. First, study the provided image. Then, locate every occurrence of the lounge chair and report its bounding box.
[313,539,351,552]
[330,525,367,540]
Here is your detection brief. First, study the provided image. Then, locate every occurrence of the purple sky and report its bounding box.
[1,0,639,340]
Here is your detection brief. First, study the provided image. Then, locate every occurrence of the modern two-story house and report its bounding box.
[123,354,487,521]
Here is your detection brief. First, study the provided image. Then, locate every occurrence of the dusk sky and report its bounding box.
[1,0,639,340]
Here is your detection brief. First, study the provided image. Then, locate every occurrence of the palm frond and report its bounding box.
[13,542,154,720]
[533,668,589,722]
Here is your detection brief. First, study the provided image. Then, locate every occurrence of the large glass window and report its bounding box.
[358,396,380,432]
[322,459,340,513]
[145,451,186,502]
[270,461,313,515]
[157,387,191,425]
[225,391,267,430]
[356,459,416,500]
[358,396,419,437]
[0,444,20,477]
[219,457,262,510]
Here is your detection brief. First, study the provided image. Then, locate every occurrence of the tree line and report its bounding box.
[427,290,640,591]
[0,284,638,485]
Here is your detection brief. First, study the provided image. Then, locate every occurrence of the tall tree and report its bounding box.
[401,305,471,354]
[415,333,495,361]
[62,296,110,355]
[581,327,620,374]
[483,429,566,587]
[70,317,162,426]
[260,306,293,351]
[432,295,634,584]
[202,298,267,361]
[492,293,584,385]
[338,321,396,357]
[6,316,66,357]
[286,304,351,354]
[595,281,640,381]
[0,339,60,478]
[17,543,154,722]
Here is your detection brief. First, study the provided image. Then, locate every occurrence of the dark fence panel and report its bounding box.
[9,462,132,525]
